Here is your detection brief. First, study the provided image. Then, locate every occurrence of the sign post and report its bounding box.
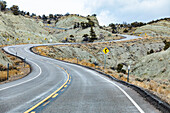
[95,59,96,69]
[24,58,26,67]
[49,39,52,43]
[102,47,109,69]
[44,38,47,43]
[28,38,30,44]
[7,63,9,80]
[7,38,9,45]
[77,57,78,64]
[127,65,130,82]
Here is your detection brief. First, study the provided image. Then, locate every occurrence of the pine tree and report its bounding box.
[89,27,97,42]
[0,1,7,11]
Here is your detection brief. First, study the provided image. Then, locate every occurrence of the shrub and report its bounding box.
[121,69,126,74]
[147,49,154,55]
[131,22,146,27]
[49,14,53,19]
[47,20,51,24]
[117,63,123,73]
[42,14,47,21]
[116,64,126,74]
[82,34,89,42]
[163,40,170,50]
[87,18,95,27]
[123,29,128,33]
[10,5,19,15]
[74,22,80,29]
[31,13,36,17]
[20,10,26,16]
[26,12,30,16]
[70,35,74,38]
[119,74,123,78]
[89,27,97,42]
[109,23,116,29]
[0,1,7,11]
[92,14,97,16]
[108,34,111,37]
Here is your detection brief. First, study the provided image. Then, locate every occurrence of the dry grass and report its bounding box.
[0,49,30,84]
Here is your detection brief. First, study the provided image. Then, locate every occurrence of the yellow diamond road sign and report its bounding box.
[103,47,109,54]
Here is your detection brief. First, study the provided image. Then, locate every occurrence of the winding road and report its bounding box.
[0,37,161,113]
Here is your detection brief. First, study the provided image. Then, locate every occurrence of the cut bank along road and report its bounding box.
[0,42,160,113]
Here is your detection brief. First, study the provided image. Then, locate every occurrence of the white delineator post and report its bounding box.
[127,65,130,82]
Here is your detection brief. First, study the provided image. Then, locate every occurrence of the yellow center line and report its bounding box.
[24,65,70,113]
[61,89,64,92]
[64,85,67,88]
[43,101,50,106]
[52,93,58,98]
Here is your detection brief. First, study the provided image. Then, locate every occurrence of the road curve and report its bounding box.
[0,41,160,113]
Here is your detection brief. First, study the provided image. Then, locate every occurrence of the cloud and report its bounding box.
[5,0,170,25]
[6,0,89,15]
[84,0,170,25]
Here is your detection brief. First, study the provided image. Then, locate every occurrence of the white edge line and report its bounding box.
[0,59,42,91]
[98,75,145,113]
[68,64,145,113]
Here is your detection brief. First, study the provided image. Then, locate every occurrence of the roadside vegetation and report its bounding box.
[0,48,30,84]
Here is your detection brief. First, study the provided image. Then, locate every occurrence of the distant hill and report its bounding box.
[0,11,56,45]
[56,14,99,29]
[134,19,170,37]
[104,17,170,37]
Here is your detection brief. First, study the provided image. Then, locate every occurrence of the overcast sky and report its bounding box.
[5,0,170,25]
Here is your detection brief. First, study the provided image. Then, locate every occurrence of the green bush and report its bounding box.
[47,20,51,24]
[116,64,126,74]
[10,5,19,15]
[117,64,123,73]
[147,49,154,55]
[123,29,128,33]
[163,40,170,50]
[89,27,97,42]
[0,1,7,11]
[49,14,53,19]
[108,34,111,37]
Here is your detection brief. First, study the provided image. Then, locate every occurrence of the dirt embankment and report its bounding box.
[33,36,170,104]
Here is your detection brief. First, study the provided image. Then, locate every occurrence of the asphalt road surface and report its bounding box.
[0,41,161,113]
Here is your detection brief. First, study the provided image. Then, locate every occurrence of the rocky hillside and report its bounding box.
[47,14,119,43]
[0,11,56,45]
[0,11,117,68]
[56,14,99,29]
[132,48,170,80]
[104,18,170,37]
[134,20,170,37]
[40,37,169,80]
[34,36,170,104]
[53,26,119,42]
